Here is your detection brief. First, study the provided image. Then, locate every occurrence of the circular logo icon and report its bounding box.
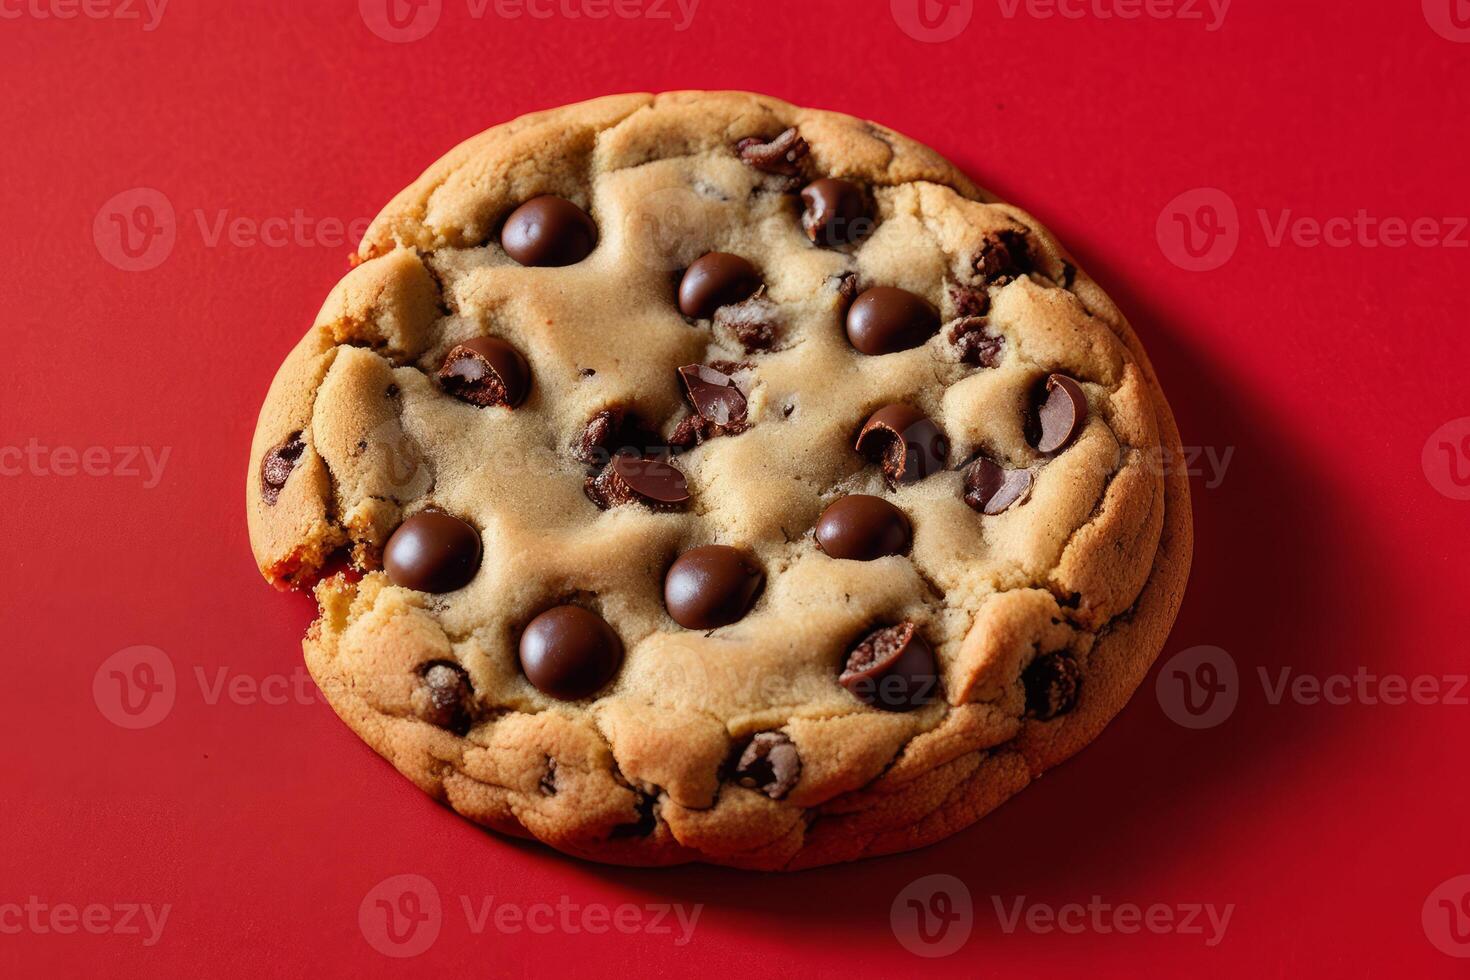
[93,646,176,730]
[93,188,176,273]
[359,0,442,43]
[1423,418,1470,501]
[890,0,974,43]
[1156,188,1240,272]
[1156,645,1238,729]
[1424,0,1470,43]
[359,874,442,958]
[891,874,973,957]
[1424,875,1470,957]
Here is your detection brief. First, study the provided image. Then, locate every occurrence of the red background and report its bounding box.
[4,0,1468,976]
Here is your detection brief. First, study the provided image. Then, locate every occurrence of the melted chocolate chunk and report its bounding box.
[856,404,949,485]
[800,178,872,246]
[1023,652,1081,720]
[438,336,532,408]
[714,289,780,351]
[417,661,474,735]
[948,317,1004,368]
[733,732,801,800]
[585,455,690,510]
[575,410,665,467]
[974,228,1033,283]
[840,623,940,712]
[1031,374,1089,454]
[963,458,1034,515]
[261,432,305,505]
[679,253,763,319]
[736,128,809,176]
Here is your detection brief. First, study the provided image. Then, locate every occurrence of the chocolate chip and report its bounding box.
[679,364,748,428]
[1032,374,1088,454]
[500,196,598,267]
[736,128,809,176]
[417,661,474,735]
[437,336,532,408]
[609,791,658,838]
[814,495,912,561]
[714,289,780,351]
[974,228,1033,283]
[840,623,940,712]
[845,287,940,355]
[949,283,991,319]
[664,545,764,630]
[800,178,871,246]
[383,512,483,593]
[678,253,762,319]
[963,458,1034,515]
[1023,652,1081,720]
[518,605,624,701]
[261,432,305,505]
[586,455,690,510]
[574,410,663,466]
[948,317,1004,368]
[856,405,948,485]
[734,732,801,800]
[539,759,558,796]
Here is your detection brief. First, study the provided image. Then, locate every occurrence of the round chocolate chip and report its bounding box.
[438,337,532,408]
[839,623,940,712]
[800,178,871,246]
[733,731,801,800]
[518,606,624,701]
[814,495,912,561]
[383,512,483,594]
[500,196,598,267]
[416,661,474,735]
[1033,374,1089,454]
[678,253,762,319]
[845,287,940,355]
[856,404,949,485]
[963,458,1034,515]
[664,545,765,630]
[1023,651,1081,720]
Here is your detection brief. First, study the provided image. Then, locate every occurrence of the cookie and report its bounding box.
[246,91,1192,870]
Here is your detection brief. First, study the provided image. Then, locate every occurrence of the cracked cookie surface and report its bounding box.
[246,91,1192,870]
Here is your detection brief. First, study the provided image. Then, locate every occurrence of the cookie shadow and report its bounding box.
[473,252,1387,931]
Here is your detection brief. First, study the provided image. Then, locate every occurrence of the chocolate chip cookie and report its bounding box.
[246,91,1192,870]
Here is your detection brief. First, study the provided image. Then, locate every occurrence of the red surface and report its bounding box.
[3,1,1469,976]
